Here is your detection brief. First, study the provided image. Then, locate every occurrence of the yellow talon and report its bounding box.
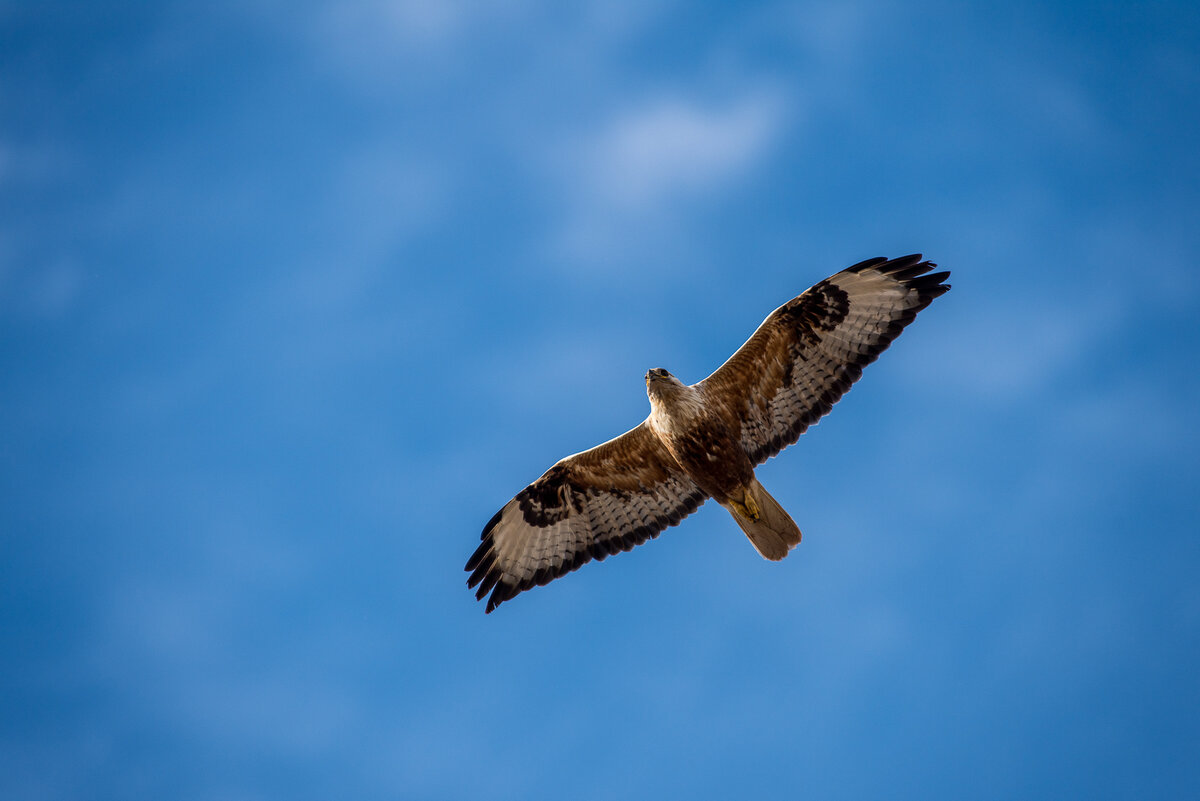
[731,490,761,521]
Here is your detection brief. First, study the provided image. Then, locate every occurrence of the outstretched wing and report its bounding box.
[465,422,708,613]
[699,255,950,465]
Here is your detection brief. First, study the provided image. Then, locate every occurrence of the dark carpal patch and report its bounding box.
[777,280,849,387]
[516,463,584,527]
[468,480,708,613]
[743,258,949,466]
[783,279,851,349]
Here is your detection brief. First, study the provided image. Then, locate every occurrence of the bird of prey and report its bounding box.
[466,255,950,612]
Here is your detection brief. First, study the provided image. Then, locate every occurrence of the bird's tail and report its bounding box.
[723,478,802,561]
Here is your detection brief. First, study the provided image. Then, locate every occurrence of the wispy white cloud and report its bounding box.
[1063,379,1192,458]
[268,143,450,315]
[580,93,783,210]
[549,90,787,270]
[29,260,84,318]
[281,0,671,72]
[234,1,797,279]
[313,0,481,53]
[926,300,1106,400]
[772,0,881,65]
[277,0,542,85]
[0,136,87,320]
[0,255,84,320]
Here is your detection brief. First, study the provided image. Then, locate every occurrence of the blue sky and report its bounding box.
[2,1,1198,798]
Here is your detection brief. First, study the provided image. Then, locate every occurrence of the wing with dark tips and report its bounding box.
[699,255,950,464]
[466,422,707,613]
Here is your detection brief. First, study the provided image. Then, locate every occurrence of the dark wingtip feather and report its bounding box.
[867,255,950,303]
[880,253,924,273]
[468,486,710,614]
[480,507,504,541]
[846,256,889,273]
[907,269,950,290]
[464,538,491,575]
[485,580,518,613]
[466,550,495,589]
[903,269,951,309]
[474,567,501,599]
[889,262,936,281]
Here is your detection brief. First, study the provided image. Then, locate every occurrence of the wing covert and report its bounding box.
[699,254,950,465]
[465,422,708,612]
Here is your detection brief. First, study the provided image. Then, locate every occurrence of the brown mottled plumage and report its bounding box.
[466,255,950,612]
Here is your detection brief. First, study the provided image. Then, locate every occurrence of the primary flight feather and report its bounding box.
[466,255,950,612]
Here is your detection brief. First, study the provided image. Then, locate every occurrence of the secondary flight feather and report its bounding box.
[466,255,950,612]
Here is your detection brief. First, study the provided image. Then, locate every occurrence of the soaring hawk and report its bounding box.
[466,255,950,612]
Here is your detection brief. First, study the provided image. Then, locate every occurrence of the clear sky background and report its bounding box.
[2,1,1199,799]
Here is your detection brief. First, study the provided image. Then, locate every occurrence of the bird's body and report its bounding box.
[647,372,751,504]
[466,255,950,612]
[646,370,800,559]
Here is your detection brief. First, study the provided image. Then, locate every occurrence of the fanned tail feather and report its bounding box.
[724,479,802,561]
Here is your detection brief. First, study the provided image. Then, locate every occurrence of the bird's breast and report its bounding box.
[649,401,752,501]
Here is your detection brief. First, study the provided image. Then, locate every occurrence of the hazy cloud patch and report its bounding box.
[548,90,786,270]
[0,257,84,321]
[580,93,783,210]
[920,298,1111,402]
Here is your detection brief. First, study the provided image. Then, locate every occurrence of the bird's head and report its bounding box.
[645,367,683,399]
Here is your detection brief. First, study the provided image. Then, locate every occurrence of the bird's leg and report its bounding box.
[742,487,761,520]
[730,488,761,521]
